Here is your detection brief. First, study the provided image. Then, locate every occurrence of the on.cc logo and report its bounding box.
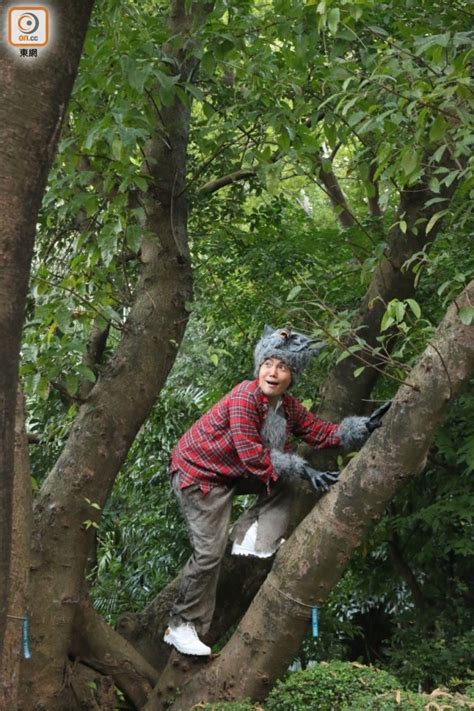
[8,6,49,47]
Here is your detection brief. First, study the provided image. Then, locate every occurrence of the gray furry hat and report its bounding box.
[254,325,325,384]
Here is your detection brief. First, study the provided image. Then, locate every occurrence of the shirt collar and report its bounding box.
[252,379,288,414]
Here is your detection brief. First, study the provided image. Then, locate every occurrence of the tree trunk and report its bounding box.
[0,388,32,709]
[147,281,473,709]
[0,0,95,689]
[20,3,214,707]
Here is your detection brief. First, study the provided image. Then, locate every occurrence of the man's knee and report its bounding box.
[193,546,225,572]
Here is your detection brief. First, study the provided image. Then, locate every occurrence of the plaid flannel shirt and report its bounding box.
[170,379,340,494]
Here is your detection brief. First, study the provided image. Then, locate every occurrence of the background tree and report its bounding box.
[0,2,96,706]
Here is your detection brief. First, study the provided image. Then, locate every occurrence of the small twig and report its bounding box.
[428,343,453,400]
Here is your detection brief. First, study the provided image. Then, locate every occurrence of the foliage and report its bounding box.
[265,661,402,711]
[199,702,263,711]
[384,629,474,693]
[342,686,474,709]
[342,690,427,710]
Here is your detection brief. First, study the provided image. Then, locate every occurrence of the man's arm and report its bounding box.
[290,397,391,451]
[289,396,341,449]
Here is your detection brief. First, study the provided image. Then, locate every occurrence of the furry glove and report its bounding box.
[300,466,340,492]
[338,400,392,449]
[271,450,339,493]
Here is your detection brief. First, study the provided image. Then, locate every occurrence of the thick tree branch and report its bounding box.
[71,601,158,708]
[199,170,256,194]
[79,321,110,400]
[367,160,382,218]
[312,154,357,230]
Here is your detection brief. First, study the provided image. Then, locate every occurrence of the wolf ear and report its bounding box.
[262,324,275,336]
[311,340,327,354]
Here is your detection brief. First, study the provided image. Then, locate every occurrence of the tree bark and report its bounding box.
[20,3,214,707]
[147,281,474,709]
[0,387,32,709]
[0,0,95,687]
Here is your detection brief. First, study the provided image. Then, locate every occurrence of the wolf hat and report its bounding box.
[254,325,325,384]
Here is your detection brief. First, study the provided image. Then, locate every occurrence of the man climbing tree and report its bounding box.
[164,325,390,655]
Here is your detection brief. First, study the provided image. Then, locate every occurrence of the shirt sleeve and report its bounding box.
[290,397,341,449]
[228,386,278,485]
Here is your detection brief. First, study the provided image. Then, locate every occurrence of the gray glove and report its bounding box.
[300,465,340,492]
[338,400,392,449]
[270,450,339,492]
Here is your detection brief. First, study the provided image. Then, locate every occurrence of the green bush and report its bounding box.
[199,702,263,711]
[265,661,402,711]
[344,688,474,710]
[342,690,427,710]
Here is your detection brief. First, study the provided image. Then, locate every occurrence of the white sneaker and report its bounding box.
[163,622,211,656]
[231,521,281,558]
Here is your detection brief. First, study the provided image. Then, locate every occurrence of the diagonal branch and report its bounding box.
[199,169,257,194]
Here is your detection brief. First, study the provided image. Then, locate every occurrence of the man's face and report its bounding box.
[258,357,292,402]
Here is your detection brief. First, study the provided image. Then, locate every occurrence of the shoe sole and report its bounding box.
[231,543,275,558]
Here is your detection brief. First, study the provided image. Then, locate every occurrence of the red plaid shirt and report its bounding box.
[170,379,340,494]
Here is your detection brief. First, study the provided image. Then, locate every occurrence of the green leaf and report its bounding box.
[65,374,79,396]
[394,301,406,322]
[406,299,421,319]
[77,364,97,383]
[126,224,142,252]
[287,285,302,301]
[426,209,447,234]
[37,377,50,400]
[353,366,365,378]
[327,8,340,34]
[134,176,148,192]
[401,150,418,176]
[367,26,389,36]
[430,116,447,143]
[459,306,474,326]
[185,82,205,102]
[381,313,395,332]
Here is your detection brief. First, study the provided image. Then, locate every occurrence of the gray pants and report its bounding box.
[169,472,294,635]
